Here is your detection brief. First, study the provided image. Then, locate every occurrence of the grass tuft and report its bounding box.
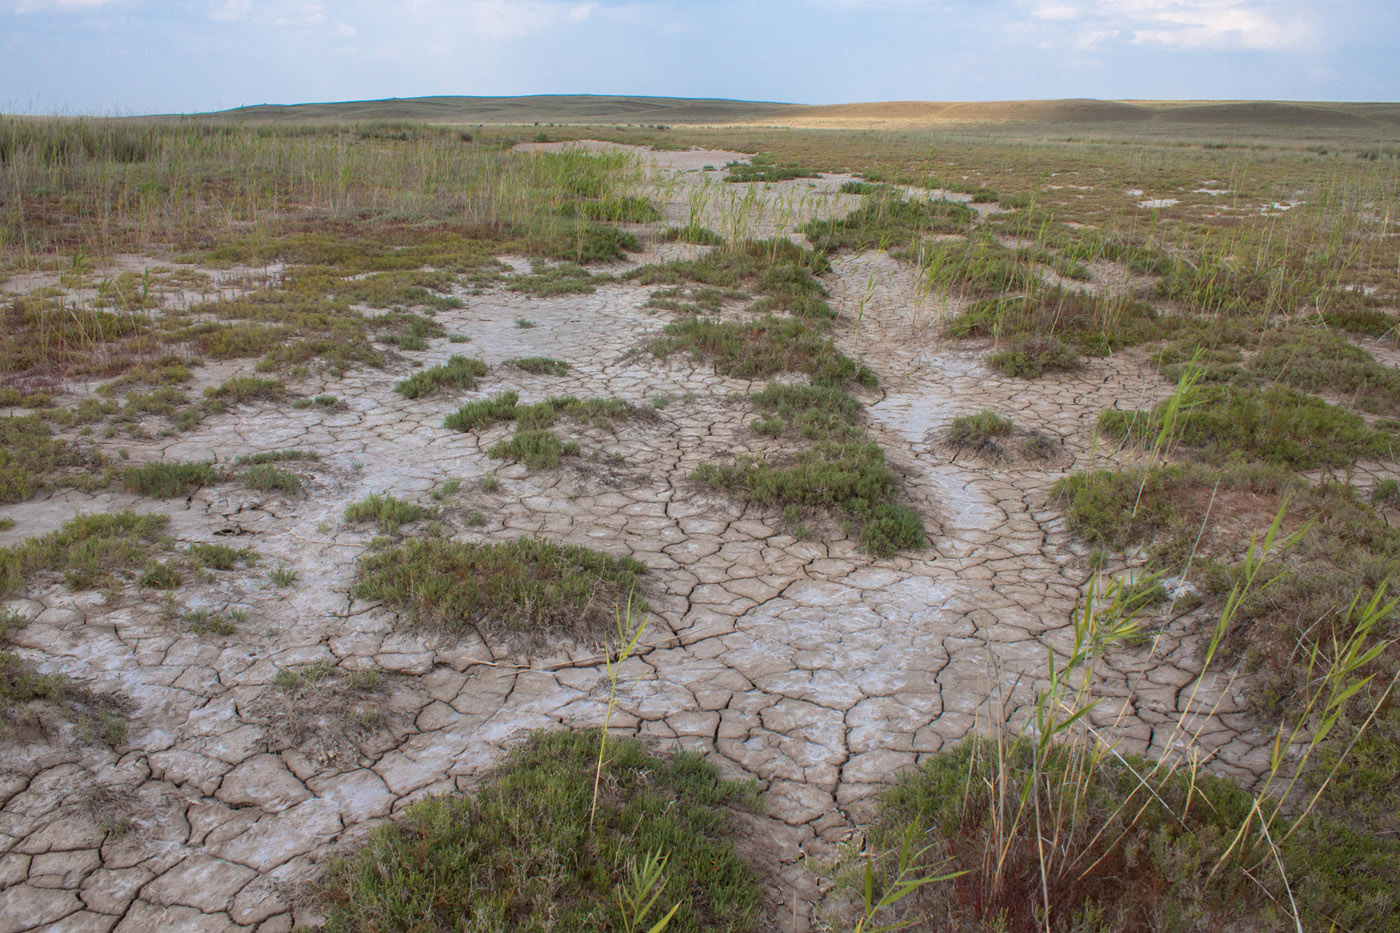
[352,536,645,644]
[343,493,424,534]
[393,355,488,399]
[487,429,579,470]
[0,511,170,598]
[312,729,759,932]
[119,461,217,498]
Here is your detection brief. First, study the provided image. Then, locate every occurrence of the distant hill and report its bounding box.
[194,95,794,125]
[178,95,1400,136]
[765,99,1400,131]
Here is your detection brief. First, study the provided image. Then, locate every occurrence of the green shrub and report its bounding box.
[1053,466,1184,551]
[948,410,1016,458]
[870,738,1268,932]
[138,561,182,590]
[648,316,876,388]
[987,336,1080,378]
[1100,384,1396,469]
[344,493,423,534]
[505,356,571,376]
[312,730,759,933]
[351,536,645,641]
[238,464,303,495]
[0,416,75,504]
[120,461,218,498]
[235,449,320,465]
[0,511,170,598]
[487,430,578,470]
[804,195,973,253]
[693,441,924,557]
[393,355,488,399]
[188,542,257,570]
[724,155,817,183]
[204,375,286,403]
[509,263,611,296]
[444,391,520,432]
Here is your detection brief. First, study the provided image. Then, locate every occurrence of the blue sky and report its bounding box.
[2,1,1396,114]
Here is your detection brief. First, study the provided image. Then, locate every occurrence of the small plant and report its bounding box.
[430,478,463,501]
[269,563,298,587]
[487,430,579,470]
[275,659,337,693]
[189,542,256,570]
[948,409,1013,451]
[138,561,182,590]
[185,609,236,636]
[1372,478,1400,508]
[479,473,501,492]
[204,376,285,404]
[119,461,218,498]
[344,493,424,534]
[515,318,536,329]
[393,355,487,399]
[238,464,303,495]
[445,391,520,432]
[505,356,570,375]
[351,536,645,645]
[0,511,171,598]
[309,731,758,932]
[235,449,320,465]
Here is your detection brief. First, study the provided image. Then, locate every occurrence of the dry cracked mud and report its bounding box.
[0,144,1278,932]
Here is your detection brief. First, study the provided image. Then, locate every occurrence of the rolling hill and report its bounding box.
[180,95,1400,138]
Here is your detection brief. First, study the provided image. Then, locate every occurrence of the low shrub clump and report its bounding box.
[693,441,925,557]
[351,536,645,643]
[868,737,1270,932]
[986,336,1080,379]
[1099,384,1397,469]
[203,376,286,403]
[505,356,571,376]
[648,316,876,388]
[0,511,170,598]
[119,460,218,498]
[508,263,612,296]
[237,463,303,495]
[0,415,80,504]
[947,289,1161,358]
[393,355,487,399]
[312,730,760,932]
[724,153,817,183]
[343,493,424,534]
[445,391,520,432]
[948,410,1014,456]
[487,429,579,470]
[804,195,974,254]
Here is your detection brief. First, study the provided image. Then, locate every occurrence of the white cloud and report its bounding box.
[209,0,251,21]
[7,0,119,11]
[1030,0,1313,51]
[1031,3,1081,20]
[406,0,598,40]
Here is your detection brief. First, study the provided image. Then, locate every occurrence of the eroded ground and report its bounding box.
[0,145,1288,932]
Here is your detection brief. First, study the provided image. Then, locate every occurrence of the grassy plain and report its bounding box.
[2,101,1400,931]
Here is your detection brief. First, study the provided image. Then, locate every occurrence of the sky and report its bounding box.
[2,0,1397,114]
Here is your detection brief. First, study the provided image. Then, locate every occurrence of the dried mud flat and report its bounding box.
[0,145,1276,932]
